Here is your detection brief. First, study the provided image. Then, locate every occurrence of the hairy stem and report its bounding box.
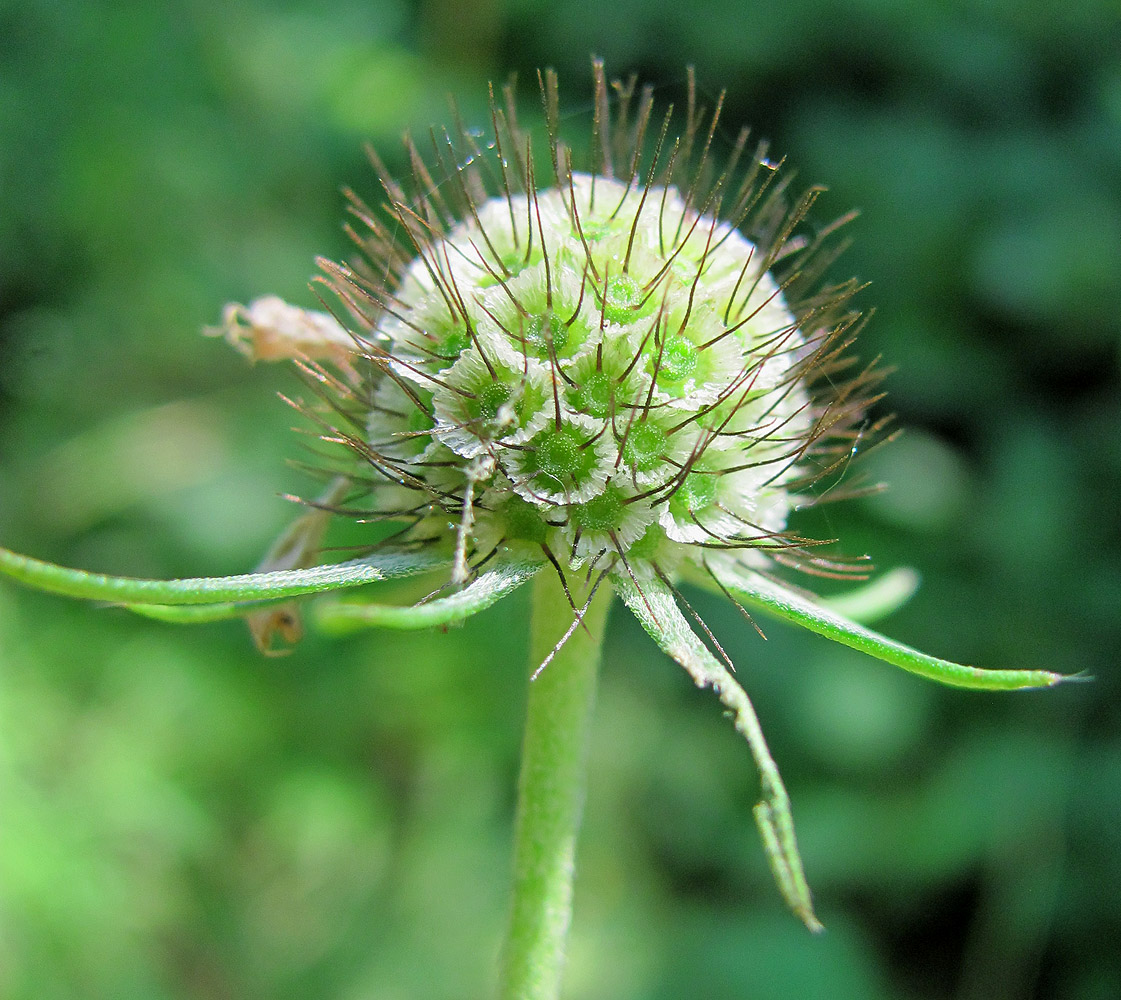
[498,571,613,1000]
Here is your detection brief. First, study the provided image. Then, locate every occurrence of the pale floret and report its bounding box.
[479,260,601,364]
[565,484,657,565]
[506,412,617,506]
[430,348,553,458]
[361,181,815,575]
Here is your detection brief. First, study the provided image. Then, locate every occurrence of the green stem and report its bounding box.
[498,571,613,1000]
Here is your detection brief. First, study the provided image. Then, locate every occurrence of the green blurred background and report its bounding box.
[1,1,1119,997]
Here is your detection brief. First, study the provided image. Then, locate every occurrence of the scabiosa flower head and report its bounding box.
[241,63,882,598]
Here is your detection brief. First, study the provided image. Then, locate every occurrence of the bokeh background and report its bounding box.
[1,1,1119,997]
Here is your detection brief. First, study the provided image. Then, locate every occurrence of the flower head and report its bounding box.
[252,64,881,600]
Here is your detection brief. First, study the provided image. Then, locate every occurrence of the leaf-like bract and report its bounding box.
[314,547,546,632]
[0,545,451,606]
[614,570,823,932]
[711,564,1064,691]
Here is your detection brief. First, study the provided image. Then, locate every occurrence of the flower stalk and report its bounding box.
[500,570,613,1000]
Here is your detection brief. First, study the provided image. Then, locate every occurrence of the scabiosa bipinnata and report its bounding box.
[296,70,876,598]
[0,62,1069,969]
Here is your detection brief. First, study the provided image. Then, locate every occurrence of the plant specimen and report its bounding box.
[0,61,1068,1000]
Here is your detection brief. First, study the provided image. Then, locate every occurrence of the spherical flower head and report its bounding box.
[298,65,880,591]
[374,174,804,572]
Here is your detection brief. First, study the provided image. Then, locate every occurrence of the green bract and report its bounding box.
[0,63,1069,936]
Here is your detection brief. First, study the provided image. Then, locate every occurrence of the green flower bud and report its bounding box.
[228,64,879,589]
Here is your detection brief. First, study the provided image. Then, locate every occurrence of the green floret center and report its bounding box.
[669,470,718,516]
[528,426,598,491]
[570,370,613,418]
[525,311,569,358]
[603,274,651,325]
[477,381,514,421]
[537,429,582,476]
[623,421,667,471]
[571,485,625,532]
[458,369,547,442]
[652,335,699,386]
